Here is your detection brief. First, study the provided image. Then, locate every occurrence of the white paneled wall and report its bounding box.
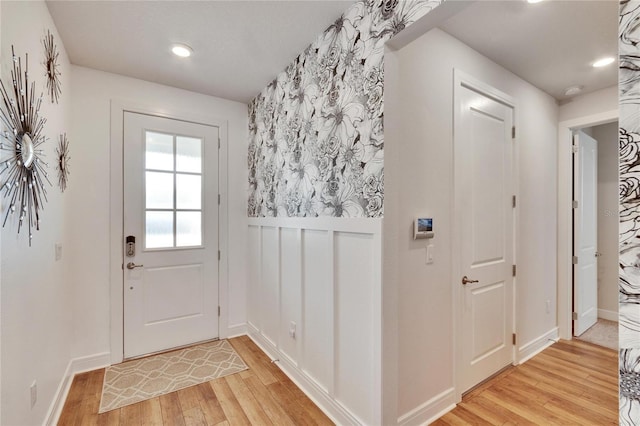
[247,218,382,425]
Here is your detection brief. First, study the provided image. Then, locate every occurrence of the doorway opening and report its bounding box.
[571,121,619,350]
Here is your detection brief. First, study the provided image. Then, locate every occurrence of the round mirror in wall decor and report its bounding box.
[0,46,51,245]
[43,30,61,104]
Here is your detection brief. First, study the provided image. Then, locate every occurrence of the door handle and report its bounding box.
[126,262,144,270]
[462,276,479,285]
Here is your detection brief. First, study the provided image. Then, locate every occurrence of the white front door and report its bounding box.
[573,130,598,337]
[454,74,515,393]
[123,112,219,358]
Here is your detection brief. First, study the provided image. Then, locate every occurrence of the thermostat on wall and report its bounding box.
[414,218,434,240]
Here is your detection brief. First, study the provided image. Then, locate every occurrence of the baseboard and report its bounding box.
[225,323,247,338]
[397,388,456,425]
[44,352,110,426]
[247,326,364,425]
[598,309,618,322]
[517,327,559,364]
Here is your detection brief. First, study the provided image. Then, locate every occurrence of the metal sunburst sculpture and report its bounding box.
[56,133,70,192]
[43,30,61,104]
[0,46,51,244]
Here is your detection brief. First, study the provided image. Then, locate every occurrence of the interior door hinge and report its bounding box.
[218,138,221,149]
[218,250,221,261]
[512,126,516,139]
[572,312,578,320]
[572,256,578,264]
[218,306,221,317]
[512,265,516,277]
[512,195,516,208]
[512,333,517,345]
[572,144,579,154]
[572,200,578,209]
[218,194,221,205]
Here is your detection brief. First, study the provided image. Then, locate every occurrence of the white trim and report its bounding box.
[557,110,618,340]
[44,352,111,426]
[516,327,559,365]
[109,100,230,364]
[248,327,364,425]
[598,309,619,322]
[452,69,517,400]
[396,388,457,426]
[247,216,381,233]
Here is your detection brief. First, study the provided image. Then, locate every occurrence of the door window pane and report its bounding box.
[176,174,201,209]
[146,172,174,209]
[146,132,174,171]
[146,211,174,248]
[176,212,202,247]
[176,136,202,173]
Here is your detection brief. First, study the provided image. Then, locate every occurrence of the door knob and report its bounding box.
[462,276,479,285]
[126,262,144,270]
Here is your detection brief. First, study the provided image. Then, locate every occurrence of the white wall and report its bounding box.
[559,86,618,123]
[1,2,73,424]
[246,217,382,425]
[593,122,619,319]
[69,66,248,359]
[385,28,559,423]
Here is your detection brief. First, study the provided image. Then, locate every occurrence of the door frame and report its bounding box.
[452,69,518,399]
[557,110,617,340]
[109,100,229,364]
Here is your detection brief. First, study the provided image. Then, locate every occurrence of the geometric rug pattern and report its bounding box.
[576,319,618,351]
[98,339,247,413]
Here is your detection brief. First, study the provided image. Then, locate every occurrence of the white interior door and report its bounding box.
[455,75,515,393]
[123,112,219,358]
[573,130,598,337]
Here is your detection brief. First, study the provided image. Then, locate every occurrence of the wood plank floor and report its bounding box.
[57,336,333,426]
[58,337,617,425]
[432,339,618,425]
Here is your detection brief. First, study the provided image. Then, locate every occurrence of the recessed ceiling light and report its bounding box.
[171,43,193,58]
[527,0,544,4]
[592,57,615,68]
[565,85,583,97]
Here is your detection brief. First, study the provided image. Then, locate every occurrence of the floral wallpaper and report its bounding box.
[619,1,640,423]
[247,0,442,218]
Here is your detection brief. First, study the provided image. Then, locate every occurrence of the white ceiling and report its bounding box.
[47,0,618,105]
[439,1,618,103]
[46,0,353,103]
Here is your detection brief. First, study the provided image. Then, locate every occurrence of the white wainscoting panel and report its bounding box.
[335,232,376,425]
[261,227,280,347]
[247,217,382,425]
[302,229,332,393]
[280,228,302,365]
[247,225,261,331]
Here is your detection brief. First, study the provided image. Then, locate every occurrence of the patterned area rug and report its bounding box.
[576,319,618,350]
[98,340,248,413]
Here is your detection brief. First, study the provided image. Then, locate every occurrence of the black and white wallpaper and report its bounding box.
[247,0,442,218]
[620,1,640,423]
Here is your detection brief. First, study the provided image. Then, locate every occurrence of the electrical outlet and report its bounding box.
[289,321,296,339]
[546,300,551,314]
[55,243,62,261]
[30,381,37,409]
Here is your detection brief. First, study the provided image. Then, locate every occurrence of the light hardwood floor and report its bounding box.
[57,335,333,425]
[58,337,617,425]
[432,339,618,425]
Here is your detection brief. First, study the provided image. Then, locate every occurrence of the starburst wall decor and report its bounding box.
[56,133,69,192]
[0,46,51,244]
[43,30,61,104]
